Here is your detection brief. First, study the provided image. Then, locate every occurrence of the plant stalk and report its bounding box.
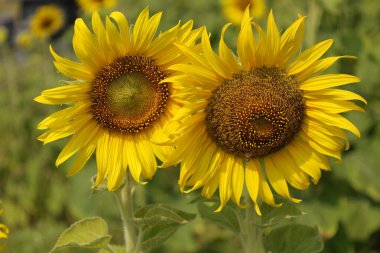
[243,201,265,253]
[115,174,137,253]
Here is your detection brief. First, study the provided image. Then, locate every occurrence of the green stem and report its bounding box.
[243,201,265,253]
[306,0,322,47]
[115,175,137,253]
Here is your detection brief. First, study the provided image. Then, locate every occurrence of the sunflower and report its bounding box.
[0,26,8,45]
[35,8,202,191]
[16,30,33,48]
[220,0,266,24]
[163,9,365,214]
[77,0,117,13]
[0,202,8,251]
[29,4,65,39]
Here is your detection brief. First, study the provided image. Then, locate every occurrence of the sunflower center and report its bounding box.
[205,67,305,159]
[41,18,53,28]
[237,0,252,11]
[91,56,169,134]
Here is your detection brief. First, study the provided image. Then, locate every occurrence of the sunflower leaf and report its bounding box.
[134,204,195,252]
[263,224,324,253]
[49,217,111,253]
[197,202,241,233]
[261,200,303,226]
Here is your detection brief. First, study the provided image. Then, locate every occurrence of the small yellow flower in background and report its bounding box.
[221,0,266,24]
[29,4,65,39]
[77,0,117,13]
[16,30,33,48]
[163,9,365,214]
[35,8,202,191]
[0,26,8,45]
[0,201,9,251]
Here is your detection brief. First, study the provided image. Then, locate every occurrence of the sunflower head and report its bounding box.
[16,30,33,49]
[77,0,117,13]
[35,8,203,191]
[220,0,266,24]
[29,4,65,39]
[0,201,9,251]
[165,8,365,214]
[0,26,8,45]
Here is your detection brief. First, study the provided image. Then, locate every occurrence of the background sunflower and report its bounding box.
[220,0,266,24]
[76,0,117,13]
[28,4,65,39]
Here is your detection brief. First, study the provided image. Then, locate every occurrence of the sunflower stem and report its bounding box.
[243,200,265,253]
[115,175,137,253]
[306,0,322,47]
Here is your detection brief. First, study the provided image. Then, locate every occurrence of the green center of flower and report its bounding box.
[91,56,169,134]
[205,67,305,159]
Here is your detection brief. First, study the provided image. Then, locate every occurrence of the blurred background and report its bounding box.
[0,0,379,252]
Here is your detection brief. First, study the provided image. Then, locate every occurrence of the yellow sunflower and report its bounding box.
[0,202,9,251]
[35,8,202,191]
[221,0,266,24]
[77,0,117,13]
[16,30,33,49]
[163,9,365,214]
[29,4,65,39]
[0,26,8,45]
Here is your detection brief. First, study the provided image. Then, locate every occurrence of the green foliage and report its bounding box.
[134,204,196,252]
[263,224,324,253]
[49,217,111,252]
[197,201,241,233]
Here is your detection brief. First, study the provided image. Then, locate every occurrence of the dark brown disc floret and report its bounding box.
[205,67,305,159]
[90,56,169,134]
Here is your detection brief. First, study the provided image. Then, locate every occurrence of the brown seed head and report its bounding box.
[90,56,169,134]
[205,67,305,159]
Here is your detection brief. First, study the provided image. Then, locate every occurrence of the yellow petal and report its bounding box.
[306,99,364,113]
[287,141,322,184]
[266,10,280,66]
[306,109,360,137]
[56,120,99,166]
[288,39,333,75]
[68,144,96,176]
[107,134,126,191]
[237,8,256,70]
[300,74,360,91]
[304,89,367,104]
[95,130,110,186]
[219,23,240,73]
[245,159,261,215]
[34,83,91,105]
[216,154,233,212]
[50,46,94,81]
[124,136,144,184]
[265,156,301,203]
[278,16,305,67]
[296,56,356,82]
[231,158,244,206]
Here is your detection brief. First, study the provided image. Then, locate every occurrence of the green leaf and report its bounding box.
[299,200,340,239]
[334,136,380,202]
[98,245,125,253]
[339,199,380,241]
[261,200,303,226]
[134,204,195,252]
[197,201,241,233]
[264,224,324,253]
[49,217,111,253]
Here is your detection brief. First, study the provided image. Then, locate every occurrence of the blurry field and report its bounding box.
[0,0,379,252]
